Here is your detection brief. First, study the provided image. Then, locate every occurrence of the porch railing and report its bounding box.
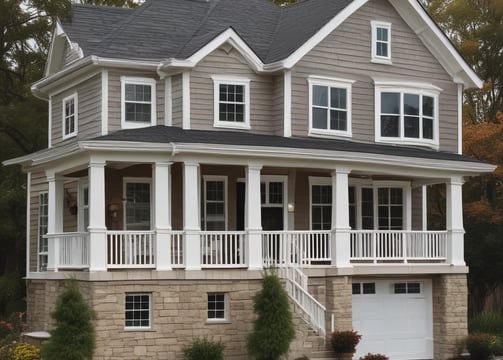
[200,231,246,267]
[278,265,326,336]
[171,231,185,267]
[107,231,155,268]
[350,230,447,262]
[262,231,331,266]
[58,232,89,268]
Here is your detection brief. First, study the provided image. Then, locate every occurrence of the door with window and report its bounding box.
[124,180,151,230]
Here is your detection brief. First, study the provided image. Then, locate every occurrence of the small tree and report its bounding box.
[247,267,295,360]
[41,281,95,360]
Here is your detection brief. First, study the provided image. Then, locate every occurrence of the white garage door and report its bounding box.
[352,279,433,360]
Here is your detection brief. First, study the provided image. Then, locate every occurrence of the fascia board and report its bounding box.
[32,56,159,99]
[79,140,495,176]
[390,0,482,89]
[158,28,265,74]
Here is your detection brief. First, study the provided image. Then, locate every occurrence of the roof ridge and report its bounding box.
[174,0,221,58]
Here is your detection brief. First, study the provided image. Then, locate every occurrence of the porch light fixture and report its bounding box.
[287,203,295,212]
[108,203,120,218]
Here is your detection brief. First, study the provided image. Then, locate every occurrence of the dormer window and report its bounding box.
[62,93,78,139]
[308,76,353,138]
[212,75,250,129]
[375,82,440,148]
[121,77,156,129]
[371,21,391,64]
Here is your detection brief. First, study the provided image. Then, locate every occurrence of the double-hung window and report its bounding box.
[207,292,228,321]
[62,93,78,139]
[212,76,250,129]
[310,178,332,230]
[125,293,151,329]
[121,77,156,129]
[124,179,151,231]
[308,77,353,137]
[371,21,391,64]
[375,83,439,147]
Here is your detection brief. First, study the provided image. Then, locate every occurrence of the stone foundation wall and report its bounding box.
[27,277,331,359]
[325,275,352,332]
[433,274,468,360]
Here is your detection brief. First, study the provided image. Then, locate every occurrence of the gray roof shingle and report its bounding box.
[60,0,353,63]
[95,125,484,165]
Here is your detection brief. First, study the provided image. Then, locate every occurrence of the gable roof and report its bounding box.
[48,0,481,88]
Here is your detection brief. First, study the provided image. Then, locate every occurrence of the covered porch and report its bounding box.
[41,156,464,273]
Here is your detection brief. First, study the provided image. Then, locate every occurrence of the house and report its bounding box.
[4,0,496,358]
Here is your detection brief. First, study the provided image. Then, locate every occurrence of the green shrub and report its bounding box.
[41,281,95,360]
[465,333,496,360]
[359,353,389,360]
[183,338,225,360]
[247,267,295,360]
[469,312,503,337]
[330,330,361,353]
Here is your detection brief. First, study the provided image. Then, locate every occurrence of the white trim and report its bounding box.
[62,93,78,140]
[165,76,172,126]
[374,84,440,148]
[182,71,190,129]
[48,96,52,148]
[26,172,31,275]
[422,185,427,231]
[308,76,353,138]
[207,292,229,322]
[120,76,157,129]
[37,191,49,272]
[78,178,89,232]
[202,175,228,231]
[284,70,292,137]
[457,84,463,154]
[211,75,251,130]
[371,21,392,64]
[122,177,153,230]
[101,70,108,136]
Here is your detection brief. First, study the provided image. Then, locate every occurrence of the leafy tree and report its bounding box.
[423,0,503,124]
[247,268,295,360]
[41,281,95,360]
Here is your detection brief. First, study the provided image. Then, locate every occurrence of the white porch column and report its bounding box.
[88,160,107,271]
[331,168,352,268]
[46,172,64,271]
[153,161,172,271]
[446,176,465,266]
[183,161,201,270]
[246,164,263,270]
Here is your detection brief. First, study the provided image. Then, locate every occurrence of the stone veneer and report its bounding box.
[26,277,330,359]
[433,274,469,360]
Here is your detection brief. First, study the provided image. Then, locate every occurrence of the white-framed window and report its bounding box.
[123,178,151,230]
[79,180,89,232]
[260,175,287,231]
[38,192,49,272]
[203,176,227,231]
[371,21,391,64]
[308,76,353,138]
[212,75,250,129]
[309,177,332,230]
[125,293,152,329]
[62,93,78,139]
[121,77,156,129]
[207,292,228,321]
[375,83,440,148]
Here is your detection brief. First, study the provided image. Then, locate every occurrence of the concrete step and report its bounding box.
[309,350,335,359]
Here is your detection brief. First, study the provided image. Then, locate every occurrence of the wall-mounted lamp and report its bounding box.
[287,203,295,213]
[108,203,120,218]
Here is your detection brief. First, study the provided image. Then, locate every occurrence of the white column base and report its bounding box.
[448,229,466,266]
[331,228,352,268]
[88,227,107,272]
[185,229,201,270]
[247,229,263,270]
[155,228,172,271]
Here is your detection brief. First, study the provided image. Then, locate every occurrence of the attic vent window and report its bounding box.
[371,21,391,64]
[121,77,156,129]
[212,75,250,130]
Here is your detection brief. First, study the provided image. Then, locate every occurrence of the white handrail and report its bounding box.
[107,231,155,268]
[57,232,89,268]
[200,231,246,267]
[279,265,326,336]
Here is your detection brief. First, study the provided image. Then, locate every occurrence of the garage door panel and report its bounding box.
[352,279,433,360]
